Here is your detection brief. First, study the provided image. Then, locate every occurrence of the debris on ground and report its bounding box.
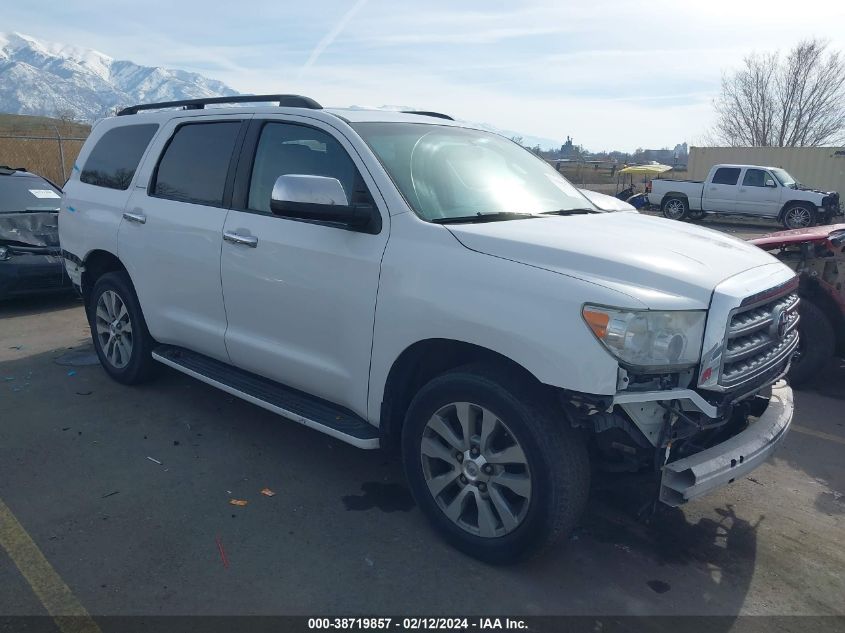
[229,499,248,507]
[76,391,93,396]
[364,556,374,567]
[54,350,100,367]
[215,535,229,569]
[260,488,276,497]
[101,491,120,498]
[67,370,77,377]
[146,456,162,465]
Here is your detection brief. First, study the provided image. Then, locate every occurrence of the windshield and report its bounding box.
[0,175,61,213]
[351,122,598,221]
[771,168,797,188]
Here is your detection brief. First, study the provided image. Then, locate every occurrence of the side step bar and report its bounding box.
[152,345,379,449]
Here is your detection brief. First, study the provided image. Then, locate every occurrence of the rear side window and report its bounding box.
[81,124,158,190]
[152,122,241,206]
[711,167,741,186]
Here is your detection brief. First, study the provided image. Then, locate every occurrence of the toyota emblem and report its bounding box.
[770,308,788,340]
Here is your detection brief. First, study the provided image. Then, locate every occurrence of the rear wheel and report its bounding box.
[782,204,815,229]
[402,365,589,564]
[88,271,157,384]
[788,298,835,387]
[662,197,688,220]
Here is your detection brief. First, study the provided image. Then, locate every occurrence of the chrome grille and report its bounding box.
[720,291,800,389]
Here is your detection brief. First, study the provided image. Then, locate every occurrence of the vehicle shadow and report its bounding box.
[0,292,81,318]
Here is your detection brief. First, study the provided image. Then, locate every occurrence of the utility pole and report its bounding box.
[52,124,66,182]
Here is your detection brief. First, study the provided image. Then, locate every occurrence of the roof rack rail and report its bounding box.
[117,94,323,116]
[401,110,454,121]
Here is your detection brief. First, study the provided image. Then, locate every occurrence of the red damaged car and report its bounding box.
[750,224,845,386]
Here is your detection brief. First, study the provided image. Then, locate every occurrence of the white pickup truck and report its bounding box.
[649,164,841,229]
[61,96,798,563]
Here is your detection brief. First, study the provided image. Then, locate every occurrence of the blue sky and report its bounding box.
[5,0,845,151]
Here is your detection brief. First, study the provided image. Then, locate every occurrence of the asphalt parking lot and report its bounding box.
[1,219,844,628]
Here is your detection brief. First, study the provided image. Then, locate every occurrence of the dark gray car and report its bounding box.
[0,166,72,300]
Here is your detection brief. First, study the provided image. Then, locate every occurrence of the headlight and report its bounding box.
[0,246,9,261]
[582,305,706,371]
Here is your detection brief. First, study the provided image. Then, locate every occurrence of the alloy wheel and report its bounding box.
[94,289,133,369]
[420,402,532,538]
[785,206,812,228]
[663,199,686,220]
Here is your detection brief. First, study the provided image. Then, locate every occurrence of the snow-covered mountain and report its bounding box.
[0,32,238,121]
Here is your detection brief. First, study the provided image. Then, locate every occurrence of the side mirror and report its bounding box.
[270,174,378,232]
[765,178,777,188]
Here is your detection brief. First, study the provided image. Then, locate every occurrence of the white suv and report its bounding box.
[61,95,797,563]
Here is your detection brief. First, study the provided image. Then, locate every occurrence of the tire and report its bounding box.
[401,364,589,564]
[788,298,835,388]
[661,196,688,220]
[782,203,816,229]
[88,271,158,384]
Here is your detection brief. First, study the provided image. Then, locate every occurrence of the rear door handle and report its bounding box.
[223,231,258,247]
[123,211,146,224]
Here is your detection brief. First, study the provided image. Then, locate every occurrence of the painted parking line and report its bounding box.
[791,424,845,447]
[0,496,101,633]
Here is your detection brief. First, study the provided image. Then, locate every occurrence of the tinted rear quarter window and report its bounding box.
[152,121,241,206]
[712,167,741,185]
[81,124,158,190]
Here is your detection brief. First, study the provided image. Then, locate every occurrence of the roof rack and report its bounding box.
[117,94,323,116]
[401,110,454,121]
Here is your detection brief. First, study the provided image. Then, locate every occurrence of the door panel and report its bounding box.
[703,167,740,212]
[118,117,246,362]
[221,120,388,416]
[735,168,781,216]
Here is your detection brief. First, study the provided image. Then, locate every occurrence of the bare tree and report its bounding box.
[712,39,845,147]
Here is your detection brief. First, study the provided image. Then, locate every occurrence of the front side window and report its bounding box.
[351,122,595,221]
[81,124,158,190]
[153,121,241,206]
[248,123,361,213]
[712,167,741,186]
[742,169,768,187]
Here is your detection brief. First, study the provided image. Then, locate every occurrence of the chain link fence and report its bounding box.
[0,116,90,185]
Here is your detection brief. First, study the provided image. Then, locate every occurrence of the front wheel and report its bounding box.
[782,204,815,229]
[402,365,589,564]
[88,271,158,384]
[661,197,688,220]
[788,298,835,387]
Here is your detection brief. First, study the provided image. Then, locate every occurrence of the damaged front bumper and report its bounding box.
[659,382,793,506]
[0,248,73,299]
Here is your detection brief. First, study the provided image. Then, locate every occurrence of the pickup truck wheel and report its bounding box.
[88,271,157,384]
[782,204,815,229]
[788,298,835,387]
[661,197,688,220]
[402,366,589,564]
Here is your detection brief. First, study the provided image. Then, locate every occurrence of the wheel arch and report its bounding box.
[661,192,689,206]
[81,250,127,311]
[378,338,550,453]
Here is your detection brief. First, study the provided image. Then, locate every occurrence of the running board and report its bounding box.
[152,345,379,449]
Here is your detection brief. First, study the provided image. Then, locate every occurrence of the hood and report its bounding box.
[0,211,61,250]
[578,188,637,212]
[447,213,786,309]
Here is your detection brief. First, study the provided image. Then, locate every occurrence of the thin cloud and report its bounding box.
[298,0,368,78]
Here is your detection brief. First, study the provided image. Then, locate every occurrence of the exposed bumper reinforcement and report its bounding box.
[659,382,793,506]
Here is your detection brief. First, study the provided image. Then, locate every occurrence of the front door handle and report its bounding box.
[223,231,258,247]
[123,211,146,224]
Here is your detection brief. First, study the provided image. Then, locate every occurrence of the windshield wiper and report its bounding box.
[540,208,598,216]
[431,212,540,224]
